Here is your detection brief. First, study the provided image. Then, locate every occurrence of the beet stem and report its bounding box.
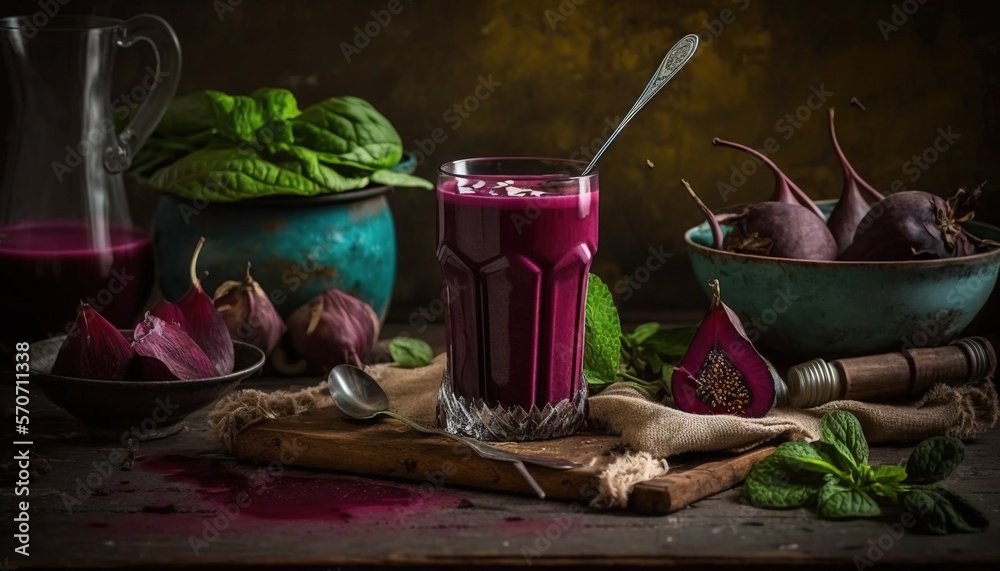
[828,108,884,201]
[712,137,826,220]
[708,279,722,310]
[306,298,324,335]
[682,179,724,249]
[190,237,206,288]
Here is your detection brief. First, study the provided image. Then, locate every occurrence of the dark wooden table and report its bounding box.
[4,333,1000,570]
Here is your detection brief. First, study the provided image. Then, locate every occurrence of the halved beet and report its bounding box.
[52,303,135,380]
[149,298,186,328]
[175,237,235,375]
[671,280,776,418]
[132,313,218,381]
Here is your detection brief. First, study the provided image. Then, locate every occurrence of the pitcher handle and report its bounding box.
[104,14,182,174]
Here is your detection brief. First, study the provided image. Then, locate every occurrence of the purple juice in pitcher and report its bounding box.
[436,158,598,441]
[0,221,154,348]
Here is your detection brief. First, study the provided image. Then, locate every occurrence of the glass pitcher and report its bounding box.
[0,15,180,348]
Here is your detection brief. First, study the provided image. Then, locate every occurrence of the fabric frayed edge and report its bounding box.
[208,381,332,451]
[916,378,999,439]
[590,451,669,509]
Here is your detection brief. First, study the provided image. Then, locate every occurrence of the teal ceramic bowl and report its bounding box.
[153,186,396,321]
[684,203,1000,359]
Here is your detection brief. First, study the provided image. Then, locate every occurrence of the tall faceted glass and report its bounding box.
[436,158,598,441]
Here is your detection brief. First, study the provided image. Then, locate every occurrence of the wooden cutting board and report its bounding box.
[229,406,775,515]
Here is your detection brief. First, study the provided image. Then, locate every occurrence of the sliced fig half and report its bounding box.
[671,280,776,418]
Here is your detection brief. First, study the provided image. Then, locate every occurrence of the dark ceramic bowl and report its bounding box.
[684,202,1000,360]
[29,335,265,440]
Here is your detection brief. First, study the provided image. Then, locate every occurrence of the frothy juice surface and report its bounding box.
[437,176,598,409]
[0,221,154,346]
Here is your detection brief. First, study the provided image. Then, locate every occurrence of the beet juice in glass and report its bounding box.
[436,158,598,441]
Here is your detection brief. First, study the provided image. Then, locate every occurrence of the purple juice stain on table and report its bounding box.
[138,454,458,522]
[0,221,154,346]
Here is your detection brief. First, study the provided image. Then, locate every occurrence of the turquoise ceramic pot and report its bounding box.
[153,186,396,320]
[684,203,1000,360]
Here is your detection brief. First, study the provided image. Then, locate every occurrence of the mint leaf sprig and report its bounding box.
[582,274,694,397]
[618,322,694,396]
[583,274,623,391]
[744,410,989,535]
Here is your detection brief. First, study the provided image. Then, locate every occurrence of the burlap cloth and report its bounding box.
[209,353,998,508]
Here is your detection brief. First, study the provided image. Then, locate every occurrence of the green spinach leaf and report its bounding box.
[370,169,434,189]
[267,143,371,192]
[214,88,298,145]
[292,96,403,170]
[158,88,299,146]
[149,148,322,202]
[133,90,432,200]
[148,91,221,138]
[388,337,434,368]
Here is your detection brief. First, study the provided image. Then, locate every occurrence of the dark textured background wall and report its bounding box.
[2,0,999,324]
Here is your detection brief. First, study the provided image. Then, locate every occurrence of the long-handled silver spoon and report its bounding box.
[327,364,580,499]
[581,34,699,176]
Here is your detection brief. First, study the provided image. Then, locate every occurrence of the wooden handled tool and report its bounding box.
[787,337,996,408]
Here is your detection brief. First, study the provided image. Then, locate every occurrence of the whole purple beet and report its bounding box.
[826,108,885,253]
[683,180,839,261]
[286,289,380,372]
[841,187,996,261]
[724,203,839,261]
[712,137,826,220]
